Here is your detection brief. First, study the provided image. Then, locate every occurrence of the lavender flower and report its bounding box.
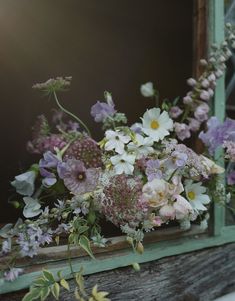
[4,268,23,282]
[169,106,183,119]
[91,101,116,123]
[63,159,99,194]
[194,103,209,122]
[16,224,52,258]
[145,159,162,181]
[174,123,191,141]
[188,118,201,132]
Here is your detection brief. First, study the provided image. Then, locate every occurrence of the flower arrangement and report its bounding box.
[1,23,235,301]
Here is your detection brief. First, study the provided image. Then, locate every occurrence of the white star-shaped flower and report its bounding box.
[104,130,131,154]
[110,153,136,175]
[128,133,154,158]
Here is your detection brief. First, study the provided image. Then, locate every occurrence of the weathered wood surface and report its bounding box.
[0,225,205,271]
[2,243,235,301]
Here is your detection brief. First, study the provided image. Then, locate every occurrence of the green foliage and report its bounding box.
[22,269,110,301]
[79,235,95,260]
[22,269,69,301]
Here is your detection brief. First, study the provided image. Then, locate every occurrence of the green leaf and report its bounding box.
[33,278,47,287]
[42,270,55,283]
[51,282,60,300]
[78,225,89,235]
[22,288,41,301]
[40,287,50,301]
[60,278,70,291]
[57,270,63,280]
[79,235,95,259]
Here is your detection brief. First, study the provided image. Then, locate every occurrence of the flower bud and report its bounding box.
[187,78,197,86]
[140,82,155,97]
[200,59,208,66]
[200,90,210,101]
[136,241,144,254]
[201,79,209,88]
[208,73,216,82]
[215,69,223,78]
[132,263,141,271]
[183,95,193,105]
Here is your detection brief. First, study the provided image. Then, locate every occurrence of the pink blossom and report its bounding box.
[173,195,192,219]
[159,205,175,219]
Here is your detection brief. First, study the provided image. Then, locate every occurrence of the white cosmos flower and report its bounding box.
[140,82,155,97]
[104,130,131,154]
[110,153,136,175]
[141,108,173,142]
[128,134,154,159]
[185,180,211,211]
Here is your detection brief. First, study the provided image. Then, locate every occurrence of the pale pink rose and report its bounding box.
[159,205,175,219]
[173,195,193,220]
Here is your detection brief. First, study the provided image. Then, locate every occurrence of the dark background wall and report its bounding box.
[0,0,193,222]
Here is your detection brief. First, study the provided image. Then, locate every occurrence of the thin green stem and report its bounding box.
[53,91,91,136]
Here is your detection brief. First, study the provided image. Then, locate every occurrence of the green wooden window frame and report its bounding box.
[1,0,235,294]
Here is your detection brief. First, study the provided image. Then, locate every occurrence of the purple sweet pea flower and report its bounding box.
[145,159,162,181]
[39,151,60,169]
[199,117,235,155]
[90,101,116,123]
[39,151,66,186]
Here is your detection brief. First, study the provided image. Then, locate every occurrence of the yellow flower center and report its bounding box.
[150,120,159,129]
[188,191,196,200]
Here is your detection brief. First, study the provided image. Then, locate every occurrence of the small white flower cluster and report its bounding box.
[103,107,173,175]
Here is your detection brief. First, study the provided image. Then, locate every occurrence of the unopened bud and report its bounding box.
[187,78,197,87]
[132,263,141,271]
[136,241,144,254]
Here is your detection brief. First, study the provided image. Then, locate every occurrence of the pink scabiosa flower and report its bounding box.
[98,174,147,228]
[174,122,191,141]
[63,159,99,195]
[65,136,103,168]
